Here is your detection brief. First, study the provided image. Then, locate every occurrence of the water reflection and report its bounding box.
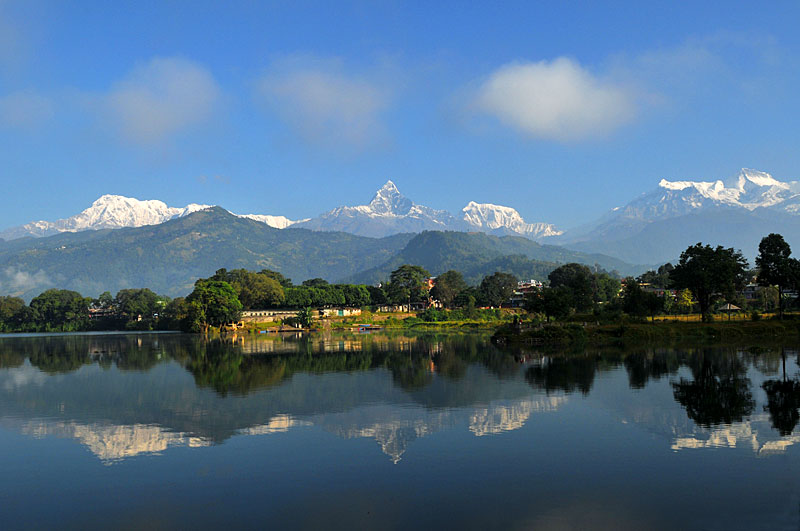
[1,333,800,466]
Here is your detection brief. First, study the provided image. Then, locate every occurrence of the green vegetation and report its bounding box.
[342,230,636,285]
[6,231,800,341]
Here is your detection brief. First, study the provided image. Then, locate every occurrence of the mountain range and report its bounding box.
[2,168,799,298]
[559,168,800,264]
[0,180,561,242]
[0,207,634,300]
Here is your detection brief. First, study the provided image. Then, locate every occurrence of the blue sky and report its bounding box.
[2,0,800,232]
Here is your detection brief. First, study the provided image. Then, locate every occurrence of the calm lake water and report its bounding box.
[2,331,800,530]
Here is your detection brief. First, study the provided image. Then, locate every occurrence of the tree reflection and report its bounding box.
[762,348,800,436]
[525,355,597,395]
[671,349,754,427]
[624,350,680,389]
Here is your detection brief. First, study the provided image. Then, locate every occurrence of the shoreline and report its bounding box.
[492,319,800,349]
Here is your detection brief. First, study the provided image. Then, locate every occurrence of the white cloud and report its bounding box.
[104,57,220,144]
[256,59,389,150]
[1,267,51,295]
[0,90,53,129]
[471,57,636,141]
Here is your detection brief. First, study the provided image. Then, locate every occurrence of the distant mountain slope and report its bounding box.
[0,195,307,241]
[568,209,800,265]
[0,208,414,300]
[559,168,800,264]
[344,231,642,285]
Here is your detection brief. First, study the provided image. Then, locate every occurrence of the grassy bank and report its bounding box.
[493,319,800,348]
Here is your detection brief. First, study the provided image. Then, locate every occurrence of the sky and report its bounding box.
[2,0,800,232]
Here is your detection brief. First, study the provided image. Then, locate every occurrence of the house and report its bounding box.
[240,310,298,322]
[510,279,544,308]
[318,307,362,318]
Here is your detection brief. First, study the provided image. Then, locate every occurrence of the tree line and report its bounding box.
[2,232,797,332]
[525,233,800,323]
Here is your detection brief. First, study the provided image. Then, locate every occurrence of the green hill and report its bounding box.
[344,231,642,285]
[0,208,414,300]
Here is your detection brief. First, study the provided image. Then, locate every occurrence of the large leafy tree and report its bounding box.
[211,268,285,309]
[431,270,467,308]
[478,272,518,308]
[115,288,162,319]
[756,233,798,319]
[670,243,749,322]
[186,280,242,332]
[386,265,430,305]
[29,289,91,332]
[0,296,30,332]
[525,286,573,322]
[548,263,594,312]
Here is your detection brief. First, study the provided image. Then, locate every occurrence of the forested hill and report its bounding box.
[0,207,414,300]
[344,230,643,285]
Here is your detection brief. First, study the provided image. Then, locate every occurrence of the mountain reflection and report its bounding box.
[2,333,800,463]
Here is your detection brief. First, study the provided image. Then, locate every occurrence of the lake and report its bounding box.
[1,331,800,530]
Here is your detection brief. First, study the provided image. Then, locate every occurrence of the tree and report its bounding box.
[386,265,430,306]
[670,243,749,322]
[185,280,242,332]
[210,269,285,309]
[430,270,467,308]
[260,269,292,288]
[478,272,517,308]
[302,278,329,288]
[525,286,572,322]
[296,307,314,328]
[622,279,651,319]
[677,288,694,315]
[0,296,30,332]
[548,263,594,312]
[239,275,284,309]
[638,263,674,289]
[115,288,162,326]
[29,289,91,332]
[593,273,621,304]
[756,233,798,319]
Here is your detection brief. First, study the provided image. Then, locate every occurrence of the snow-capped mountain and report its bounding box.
[0,194,304,241]
[462,201,562,238]
[239,214,308,229]
[616,168,800,221]
[0,195,212,240]
[0,181,561,242]
[560,168,800,264]
[295,181,464,238]
[294,180,561,240]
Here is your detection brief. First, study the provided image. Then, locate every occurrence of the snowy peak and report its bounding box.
[0,195,215,240]
[367,180,414,215]
[240,214,307,229]
[462,202,562,238]
[653,168,800,214]
[67,194,211,230]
